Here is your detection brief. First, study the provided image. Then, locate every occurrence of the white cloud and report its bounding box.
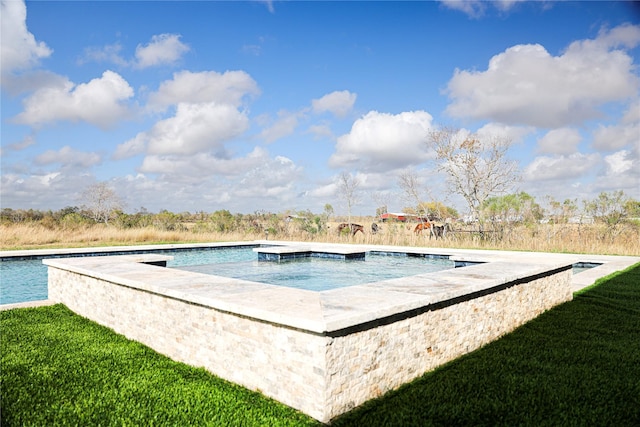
[307,123,334,139]
[136,147,303,207]
[476,122,534,144]
[523,153,600,182]
[330,110,434,172]
[439,0,522,18]
[591,101,640,152]
[238,155,303,198]
[311,90,357,118]
[603,150,633,175]
[134,34,190,69]
[0,0,52,78]
[113,133,147,160]
[594,149,640,197]
[34,146,102,168]
[621,101,640,125]
[79,34,190,69]
[139,150,264,180]
[0,170,96,209]
[147,70,259,111]
[14,71,134,128]
[5,134,36,152]
[446,24,640,128]
[141,102,249,156]
[537,128,582,155]
[79,43,129,67]
[592,122,640,152]
[259,111,300,143]
[257,90,356,143]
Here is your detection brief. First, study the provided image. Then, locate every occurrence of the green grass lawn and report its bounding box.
[2,264,639,426]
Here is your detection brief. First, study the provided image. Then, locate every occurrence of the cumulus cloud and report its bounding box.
[134,34,190,69]
[259,111,300,143]
[592,122,640,152]
[476,122,534,145]
[621,101,640,125]
[238,154,303,198]
[537,128,582,155]
[79,34,190,69]
[115,70,257,160]
[34,146,102,168]
[138,146,302,195]
[0,0,52,79]
[523,152,600,182]
[147,70,259,111]
[4,135,36,153]
[329,110,433,172]
[140,150,261,180]
[592,148,640,197]
[128,102,250,156]
[592,101,640,152]
[79,43,129,67]
[14,70,134,128]
[311,90,357,118]
[445,24,640,128]
[439,0,522,18]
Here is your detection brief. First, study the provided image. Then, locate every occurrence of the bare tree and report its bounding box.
[427,127,520,231]
[81,182,123,224]
[336,171,361,227]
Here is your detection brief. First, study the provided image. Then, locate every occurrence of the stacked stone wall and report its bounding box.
[48,265,572,423]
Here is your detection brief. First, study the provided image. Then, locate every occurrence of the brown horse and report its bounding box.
[413,222,432,235]
[338,223,364,236]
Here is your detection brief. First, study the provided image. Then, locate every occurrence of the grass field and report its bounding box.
[2,263,638,426]
[2,219,639,256]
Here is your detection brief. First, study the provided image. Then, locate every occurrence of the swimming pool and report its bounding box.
[1,247,455,303]
[0,247,255,305]
[0,245,601,305]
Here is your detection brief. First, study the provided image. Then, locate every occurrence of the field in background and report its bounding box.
[2,217,638,256]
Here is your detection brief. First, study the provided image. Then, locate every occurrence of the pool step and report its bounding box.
[254,246,366,261]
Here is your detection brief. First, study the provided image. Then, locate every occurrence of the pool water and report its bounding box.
[175,253,455,292]
[0,248,255,305]
[0,259,49,305]
[0,247,597,305]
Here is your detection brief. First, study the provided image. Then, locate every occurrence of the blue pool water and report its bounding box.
[176,253,455,292]
[0,247,255,305]
[0,248,454,304]
[0,247,596,305]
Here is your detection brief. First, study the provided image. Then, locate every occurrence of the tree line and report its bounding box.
[2,127,637,242]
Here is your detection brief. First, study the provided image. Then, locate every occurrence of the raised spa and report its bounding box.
[43,241,583,423]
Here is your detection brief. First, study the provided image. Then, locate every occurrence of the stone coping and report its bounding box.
[36,241,639,335]
[0,242,258,260]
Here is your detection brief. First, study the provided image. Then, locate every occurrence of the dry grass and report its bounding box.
[1,220,638,256]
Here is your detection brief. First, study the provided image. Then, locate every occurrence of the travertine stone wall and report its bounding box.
[323,269,572,419]
[48,265,571,423]
[48,267,328,420]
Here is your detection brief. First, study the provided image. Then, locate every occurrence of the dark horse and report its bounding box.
[371,223,379,234]
[432,224,446,239]
[338,223,364,236]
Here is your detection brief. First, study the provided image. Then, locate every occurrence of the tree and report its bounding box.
[336,171,361,227]
[483,192,542,224]
[584,191,632,241]
[81,182,123,224]
[427,127,520,231]
[398,169,429,220]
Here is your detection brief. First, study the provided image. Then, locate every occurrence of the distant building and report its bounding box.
[379,212,429,222]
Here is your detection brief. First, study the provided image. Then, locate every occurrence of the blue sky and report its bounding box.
[2,0,639,216]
